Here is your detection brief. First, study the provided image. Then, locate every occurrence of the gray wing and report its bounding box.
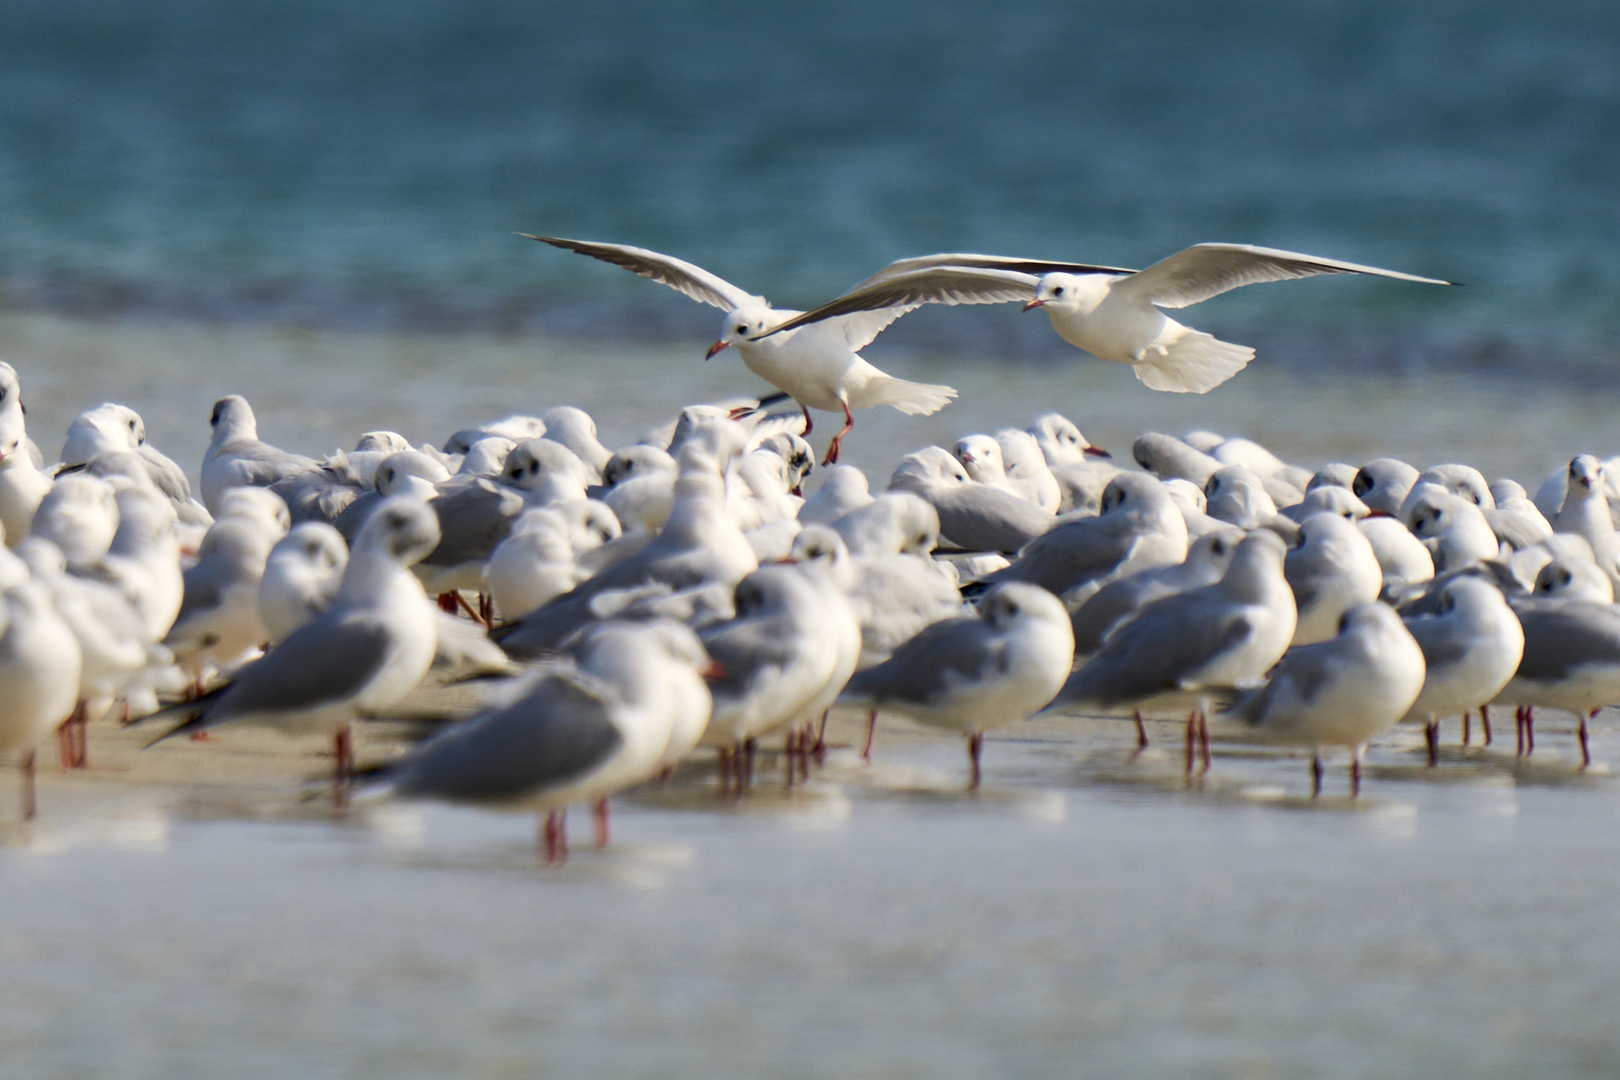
[698,615,804,702]
[988,515,1133,595]
[1226,642,1340,725]
[522,234,758,311]
[842,615,1002,706]
[137,444,194,502]
[1511,601,1620,683]
[846,253,1137,293]
[1056,592,1254,708]
[424,480,526,566]
[754,267,1040,341]
[222,439,317,486]
[1402,615,1479,674]
[333,490,384,544]
[1114,243,1454,310]
[157,612,394,737]
[271,470,361,526]
[934,488,1052,554]
[391,670,624,802]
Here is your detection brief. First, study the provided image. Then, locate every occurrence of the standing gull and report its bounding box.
[146,498,441,788]
[839,582,1073,788]
[0,582,83,818]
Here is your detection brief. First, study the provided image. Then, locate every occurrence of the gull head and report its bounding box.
[709,305,773,359]
[1568,454,1603,493]
[358,496,441,566]
[1024,273,1110,315]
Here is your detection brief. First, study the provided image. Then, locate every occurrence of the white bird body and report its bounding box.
[525,236,957,462]
[0,432,52,546]
[0,582,83,784]
[1286,513,1384,645]
[259,522,349,645]
[1403,577,1524,724]
[1229,602,1426,772]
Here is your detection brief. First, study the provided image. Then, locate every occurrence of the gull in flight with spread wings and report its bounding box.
[524,235,1128,462]
[755,244,1454,394]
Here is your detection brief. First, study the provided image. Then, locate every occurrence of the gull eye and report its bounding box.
[1052,286,1064,296]
[1004,601,1019,616]
[736,325,748,334]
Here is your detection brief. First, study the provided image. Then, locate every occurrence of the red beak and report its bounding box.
[1082,446,1112,459]
[705,340,730,360]
[1022,298,1046,311]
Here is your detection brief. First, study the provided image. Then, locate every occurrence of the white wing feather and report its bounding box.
[1115,243,1453,310]
[523,235,762,311]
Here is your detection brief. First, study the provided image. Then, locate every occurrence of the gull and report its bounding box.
[200,396,319,515]
[381,620,713,862]
[1352,459,1421,516]
[164,488,291,683]
[1163,478,1228,539]
[1027,413,1119,512]
[485,508,582,621]
[698,565,845,787]
[985,472,1189,604]
[776,527,863,760]
[1226,602,1426,796]
[497,422,759,656]
[953,435,1028,502]
[1310,464,1361,491]
[1487,480,1553,550]
[839,582,1073,787]
[1359,516,1434,598]
[1553,455,1620,591]
[1049,531,1296,768]
[259,522,350,645]
[1496,597,1620,766]
[602,445,678,534]
[799,465,874,526]
[993,429,1063,513]
[889,447,1053,554]
[1202,435,1313,491]
[525,235,960,463]
[0,581,83,819]
[830,491,939,558]
[17,538,167,768]
[1404,487,1501,572]
[32,473,120,569]
[1069,526,1245,656]
[757,244,1450,394]
[540,406,613,480]
[1205,465,1283,528]
[1401,577,1524,765]
[89,484,185,644]
[147,497,442,787]
[1285,513,1384,645]
[1531,544,1613,604]
[1280,485,1368,524]
[0,423,52,546]
[59,403,209,527]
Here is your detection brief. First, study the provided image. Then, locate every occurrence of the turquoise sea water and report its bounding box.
[1,0,1616,371]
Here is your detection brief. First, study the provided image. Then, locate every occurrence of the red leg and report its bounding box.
[1480,704,1493,746]
[967,733,984,790]
[1462,711,1471,747]
[743,738,756,789]
[1515,705,1525,756]
[437,592,460,615]
[812,710,829,757]
[800,403,813,437]
[21,750,36,821]
[862,709,877,761]
[333,724,355,809]
[1198,709,1211,773]
[593,798,611,847]
[783,729,797,789]
[716,746,732,795]
[822,401,854,465]
[1183,710,1197,776]
[1133,710,1148,751]
[1425,719,1439,767]
[542,810,568,864]
[1350,747,1364,798]
[1581,709,1595,768]
[1525,706,1535,754]
[73,701,89,769]
[1310,754,1324,798]
[57,719,74,773]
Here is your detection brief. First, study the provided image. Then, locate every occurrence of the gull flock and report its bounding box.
[1,237,1610,863]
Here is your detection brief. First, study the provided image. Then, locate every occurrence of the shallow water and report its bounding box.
[4,709,1620,1079]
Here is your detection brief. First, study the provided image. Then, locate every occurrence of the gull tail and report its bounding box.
[1132,330,1253,394]
[862,376,959,417]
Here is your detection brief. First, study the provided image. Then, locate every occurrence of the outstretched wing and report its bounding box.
[523,234,761,311]
[847,253,1137,293]
[755,266,1041,341]
[1114,243,1454,310]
